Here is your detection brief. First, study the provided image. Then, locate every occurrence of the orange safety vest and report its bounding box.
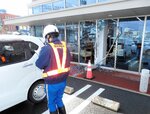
[0,55,6,63]
[42,41,70,78]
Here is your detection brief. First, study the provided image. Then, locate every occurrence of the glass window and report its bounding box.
[42,3,52,12]
[117,17,144,71]
[80,21,96,63]
[80,0,96,6]
[35,26,43,37]
[56,24,65,41]
[26,41,39,56]
[0,41,26,66]
[66,23,78,53]
[32,5,42,14]
[66,0,78,8]
[97,19,117,68]
[98,0,111,3]
[141,16,150,70]
[71,53,78,62]
[52,0,64,10]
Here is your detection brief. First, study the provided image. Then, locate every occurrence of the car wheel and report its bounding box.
[28,80,46,104]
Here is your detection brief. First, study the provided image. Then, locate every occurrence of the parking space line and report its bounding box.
[42,110,49,114]
[69,88,105,114]
[42,84,92,114]
[64,84,92,104]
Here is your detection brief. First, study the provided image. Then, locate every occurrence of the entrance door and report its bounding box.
[80,21,96,64]
[96,19,117,67]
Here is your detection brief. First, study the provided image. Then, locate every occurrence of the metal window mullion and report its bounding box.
[78,21,80,63]
[64,0,66,8]
[79,0,81,6]
[114,18,119,69]
[64,22,66,42]
[138,16,147,72]
[95,19,98,64]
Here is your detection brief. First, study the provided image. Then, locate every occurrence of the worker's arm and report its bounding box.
[36,45,50,70]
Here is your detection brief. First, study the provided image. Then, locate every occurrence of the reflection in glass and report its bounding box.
[71,54,78,62]
[80,21,96,63]
[52,0,64,10]
[80,0,96,6]
[43,3,52,12]
[117,17,144,71]
[35,26,43,37]
[66,0,78,8]
[97,19,117,67]
[98,0,110,2]
[142,16,150,70]
[32,6,42,14]
[66,23,78,53]
[57,24,65,41]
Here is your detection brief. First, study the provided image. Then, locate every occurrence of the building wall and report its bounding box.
[26,0,150,73]
[0,13,19,34]
[4,0,150,73]
[29,16,150,73]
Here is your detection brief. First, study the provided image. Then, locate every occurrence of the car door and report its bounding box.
[0,40,39,111]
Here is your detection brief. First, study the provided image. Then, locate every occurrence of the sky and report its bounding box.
[0,0,32,16]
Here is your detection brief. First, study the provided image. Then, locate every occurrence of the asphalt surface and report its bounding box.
[1,77,150,114]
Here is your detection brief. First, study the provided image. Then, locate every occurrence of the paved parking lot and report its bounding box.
[1,77,150,114]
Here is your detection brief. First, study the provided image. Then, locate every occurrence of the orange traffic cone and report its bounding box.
[85,60,94,80]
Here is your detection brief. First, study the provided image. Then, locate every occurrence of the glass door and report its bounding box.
[117,17,145,71]
[80,20,96,64]
[66,22,79,62]
[97,19,117,67]
[57,24,65,41]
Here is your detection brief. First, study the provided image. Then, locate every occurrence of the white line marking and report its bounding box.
[69,88,105,114]
[64,84,92,104]
[42,84,92,114]
[42,110,49,114]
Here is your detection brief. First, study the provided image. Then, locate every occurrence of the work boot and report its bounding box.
[58,106,66,114]
[49,110,58,114]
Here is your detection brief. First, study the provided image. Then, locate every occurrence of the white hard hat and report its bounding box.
[43,24,59,38]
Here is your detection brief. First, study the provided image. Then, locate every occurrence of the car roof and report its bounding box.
[0,34,44,44]
[0,34,38,41]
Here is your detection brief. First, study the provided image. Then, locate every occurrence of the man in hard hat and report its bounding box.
[36,25,71,114]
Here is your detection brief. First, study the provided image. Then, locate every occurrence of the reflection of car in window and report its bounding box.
[0,35,45,112]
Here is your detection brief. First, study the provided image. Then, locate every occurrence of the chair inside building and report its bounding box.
[80,41,93,63]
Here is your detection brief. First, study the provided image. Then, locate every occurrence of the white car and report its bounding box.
[0,35,46,112]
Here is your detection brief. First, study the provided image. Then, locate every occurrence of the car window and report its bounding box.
[0,41,39,67]
[0,41,25,66]
[25,41,39,55]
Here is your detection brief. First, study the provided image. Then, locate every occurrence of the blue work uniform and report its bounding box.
[36,38,71,112]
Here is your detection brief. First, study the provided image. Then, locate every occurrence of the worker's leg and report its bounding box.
[58,106,66,114]
[55,81,66,114]
[45,84,58,114]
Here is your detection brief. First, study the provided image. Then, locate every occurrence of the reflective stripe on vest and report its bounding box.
[42,41,70,78]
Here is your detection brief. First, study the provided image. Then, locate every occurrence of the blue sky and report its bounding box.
[0,0,31,16]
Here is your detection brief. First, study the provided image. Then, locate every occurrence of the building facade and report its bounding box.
[5,0,150,73]
[0,11,19,34]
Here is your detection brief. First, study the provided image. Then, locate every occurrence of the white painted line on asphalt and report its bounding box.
[64,84,92,104]
[42,110,49,114]
[42,84,92,114]
[69,88,105,114]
